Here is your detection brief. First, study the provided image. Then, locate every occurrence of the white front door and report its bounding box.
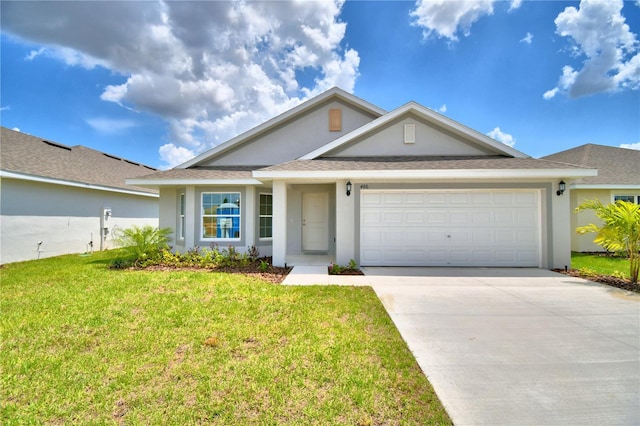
[302,192,329,251]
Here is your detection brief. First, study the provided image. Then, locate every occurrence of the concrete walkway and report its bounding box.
[283,266,640,425]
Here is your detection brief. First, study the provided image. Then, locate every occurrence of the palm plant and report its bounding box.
[113,225,173,265]
[576,200,640,284]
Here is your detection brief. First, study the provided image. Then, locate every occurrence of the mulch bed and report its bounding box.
[134,257,292,284]
[328,267,364,276]
[553,269,639,294]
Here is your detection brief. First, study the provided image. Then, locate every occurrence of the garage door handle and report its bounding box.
[447,235,451,238]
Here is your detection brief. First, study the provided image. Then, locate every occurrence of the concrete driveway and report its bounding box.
[363,267,640,426]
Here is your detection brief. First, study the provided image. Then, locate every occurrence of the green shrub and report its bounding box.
[112,225,172,266]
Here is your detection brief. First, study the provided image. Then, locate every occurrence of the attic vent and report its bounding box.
[404,124,416,144]
[43,140,71,151]
[329,108,342,132]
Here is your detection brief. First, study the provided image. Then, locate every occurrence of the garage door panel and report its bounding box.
[360,189,540,267]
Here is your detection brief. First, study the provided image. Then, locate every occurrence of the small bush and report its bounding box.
[112,225,172,266]
[248,245,260,261]
[259,260,270,272]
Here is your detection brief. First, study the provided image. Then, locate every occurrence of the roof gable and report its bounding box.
[301,102,529,160]
[178,87,386,169]
[542,143,640,186]
[0,127,158,195]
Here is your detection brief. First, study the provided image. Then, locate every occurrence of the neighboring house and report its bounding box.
[1,127,159,264]
[542,144,640,253]
[129,88,596,269]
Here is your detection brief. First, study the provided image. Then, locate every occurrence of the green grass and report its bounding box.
[1,251,451,425]
[572,252,631,279]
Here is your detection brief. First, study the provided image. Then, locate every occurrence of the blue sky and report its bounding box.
[1,0,638,169]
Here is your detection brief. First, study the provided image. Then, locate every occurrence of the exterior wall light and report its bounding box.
[346,181,352,197]
[556,180,566,196]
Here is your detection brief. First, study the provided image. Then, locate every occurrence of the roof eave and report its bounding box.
[253,168,598,180]
[126,178,264,188]
[571,183,640,190]
[2,170,159,198]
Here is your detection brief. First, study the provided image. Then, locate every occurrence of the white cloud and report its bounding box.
[2,1,358,163]
[25,47,46,61]
[520,32,533,44]
[159,143,196,170]
[543,88,559,100]
[509,0,523,12]
[438,104,447,113]
[487,127,516,147]
[620,142,640,150]
[0,106,10,112]
[410,0,494,41]
[86,117,137,134]
[12,127,21,132]
[546,0,640,99]
[409,0,522,42]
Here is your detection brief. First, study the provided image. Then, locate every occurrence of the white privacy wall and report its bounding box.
[1,178,158,264]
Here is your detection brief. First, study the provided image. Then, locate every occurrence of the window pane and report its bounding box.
[614,195,635,203]
[202,216,217,238]
[260,216,272,239]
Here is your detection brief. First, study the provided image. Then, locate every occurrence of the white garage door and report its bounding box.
[360,189,541,267]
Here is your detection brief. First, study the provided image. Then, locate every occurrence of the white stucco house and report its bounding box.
[1,127,159,264]
[542,144,640,253]
[129,88,596,269]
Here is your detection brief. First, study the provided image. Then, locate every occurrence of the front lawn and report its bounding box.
[571,252,631,277]
[1,251,451,425]
[566,252,638,293]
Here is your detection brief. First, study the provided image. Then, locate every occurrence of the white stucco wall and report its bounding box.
[0,178,159,264]
[571,188,640,252]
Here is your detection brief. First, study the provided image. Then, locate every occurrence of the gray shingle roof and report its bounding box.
[541,144,640,185]
[257,156,590,172]
[1,127,158,194]
[133,166,260,181]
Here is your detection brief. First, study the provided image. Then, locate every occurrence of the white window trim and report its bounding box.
[178,192,186,241]
[259,192,273,241]
[201,192,242,241]
[612,193,640,204]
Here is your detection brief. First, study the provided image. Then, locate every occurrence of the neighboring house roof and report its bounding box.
[541,144,640,188]
[178,87,386,169]
[1,127,159,196]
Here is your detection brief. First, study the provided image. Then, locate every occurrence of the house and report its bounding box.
[0,127,159,264]
[129,88,596,269]
[542,144,640,253]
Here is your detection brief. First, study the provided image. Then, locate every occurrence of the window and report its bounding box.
[201,192,241,240]
[178,192,185,240]
[259,193,273,239]
[614,195,639,204]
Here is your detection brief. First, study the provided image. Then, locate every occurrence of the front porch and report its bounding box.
[272,179,355,268]
[285,254,335,267]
